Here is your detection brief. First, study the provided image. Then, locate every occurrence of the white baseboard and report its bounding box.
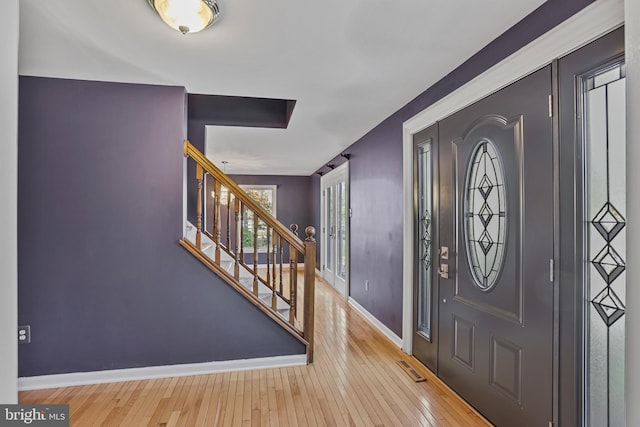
[348,297,403,348]
[18,354,306,391]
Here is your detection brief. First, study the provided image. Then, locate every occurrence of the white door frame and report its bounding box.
[401,0,624,354]
[320,162,350,297]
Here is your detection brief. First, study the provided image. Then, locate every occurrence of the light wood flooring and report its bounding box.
[19,276,490,426]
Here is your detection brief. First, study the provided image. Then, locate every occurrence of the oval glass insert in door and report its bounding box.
[464,139,507,291]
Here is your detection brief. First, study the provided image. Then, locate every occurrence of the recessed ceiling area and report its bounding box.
[18,0,546,175]
[188,94,296,128]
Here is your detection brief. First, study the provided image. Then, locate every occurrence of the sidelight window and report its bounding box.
[416,141,433,340]
[583,63,626,427]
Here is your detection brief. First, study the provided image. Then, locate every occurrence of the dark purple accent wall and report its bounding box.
[18,77,304,377]
[320,0,594,337]
[309,174,321,265]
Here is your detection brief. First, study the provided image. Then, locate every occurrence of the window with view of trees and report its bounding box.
[241,185,277,251]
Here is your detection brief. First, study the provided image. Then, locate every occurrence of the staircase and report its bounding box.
[180,140,316,363]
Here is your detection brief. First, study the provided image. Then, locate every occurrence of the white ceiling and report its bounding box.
[19,0,545,175]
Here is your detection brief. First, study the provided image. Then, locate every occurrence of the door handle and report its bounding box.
[438,264,449,279]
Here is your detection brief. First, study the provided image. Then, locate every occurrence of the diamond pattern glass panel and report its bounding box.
[416,141,433,340]
[585,64,626,427]
[464,140,507,290]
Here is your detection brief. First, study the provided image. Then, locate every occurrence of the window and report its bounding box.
[241,185,277,252]
[583,63,627,426]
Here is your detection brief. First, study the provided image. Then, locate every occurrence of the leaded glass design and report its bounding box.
[584,63,626,427]
[464,140,507,291]
[417,141,433,340]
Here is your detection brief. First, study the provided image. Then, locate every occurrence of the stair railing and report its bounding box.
[180,140,316,363]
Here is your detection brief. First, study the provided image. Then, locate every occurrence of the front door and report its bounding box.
[437,66,554,426]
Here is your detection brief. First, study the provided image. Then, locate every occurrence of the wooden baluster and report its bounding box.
[233,197,240,280]
[213,180,222,264]
[240,204,245,267]
[195,164,204,250]
[289,224,298,326]
[226,188,231,250]
[279,234,284,296]
[268,226,276,310]
[303,226,317,364]
[272,231,277,294]
[252,211,258,295]
[266,225,271,286]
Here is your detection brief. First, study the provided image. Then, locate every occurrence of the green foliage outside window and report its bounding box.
[242,188,275,250]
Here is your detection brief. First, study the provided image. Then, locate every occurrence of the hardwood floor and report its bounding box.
[19,276,490,426]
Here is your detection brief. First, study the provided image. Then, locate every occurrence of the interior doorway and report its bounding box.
[321,162,349,297]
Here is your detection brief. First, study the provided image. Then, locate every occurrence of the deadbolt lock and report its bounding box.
[439,264,449,279]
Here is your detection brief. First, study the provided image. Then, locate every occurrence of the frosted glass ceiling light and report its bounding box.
[148,0,220,35]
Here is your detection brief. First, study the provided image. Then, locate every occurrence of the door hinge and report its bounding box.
[549,259,554,283]
[349,208,352,218]
[548,94,553,118]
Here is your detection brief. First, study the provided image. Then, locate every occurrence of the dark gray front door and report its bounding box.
[437,66,554,426]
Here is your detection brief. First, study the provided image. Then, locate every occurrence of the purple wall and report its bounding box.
[309,174,322,265]
[321,0,595,336]
[18,77,304,377]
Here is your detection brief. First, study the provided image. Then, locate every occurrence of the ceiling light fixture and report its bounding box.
[147,0,220,35]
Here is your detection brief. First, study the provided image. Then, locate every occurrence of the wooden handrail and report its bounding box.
[184,140,305,254]
[182,139,316,363]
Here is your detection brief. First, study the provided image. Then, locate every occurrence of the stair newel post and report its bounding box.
[195,164,204,250]
[252,210,258,295]
[213,180,222,264]
[303,226,316,364]
[289,224,298,325]
[233,197,240,280]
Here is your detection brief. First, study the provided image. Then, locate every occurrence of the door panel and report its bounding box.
[453,116,523,324]
[321,163,349,296]
[438,66,554,426]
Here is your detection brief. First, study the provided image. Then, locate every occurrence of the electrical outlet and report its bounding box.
[365,280,369,291]
[18,325,31,344]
